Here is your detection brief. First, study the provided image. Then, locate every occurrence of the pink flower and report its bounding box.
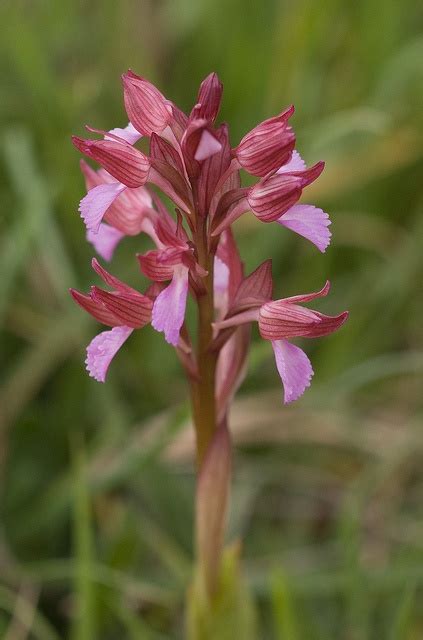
[78,161,157,245]
[70,259,153,381]
[71,69,348,403]
[275,151,332,252]
[211,156,329,253]
[151,264,189,346]
[138,218,200,346]
[214,280,348,403]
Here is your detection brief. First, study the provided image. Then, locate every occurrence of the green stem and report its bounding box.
[191,214,217,467]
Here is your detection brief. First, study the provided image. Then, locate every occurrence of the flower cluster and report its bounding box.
[71,71,347,406]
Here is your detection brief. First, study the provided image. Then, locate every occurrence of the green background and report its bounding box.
[1,0,422,637]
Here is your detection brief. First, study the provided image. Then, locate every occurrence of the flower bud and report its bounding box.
[122,70,171,136]
[191,72,223,122]
[235,106,295,177]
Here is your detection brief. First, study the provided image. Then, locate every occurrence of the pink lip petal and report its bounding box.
[277,204,332,252]
[271,339,314,404]
[277,150,306,174]
[151,265,189,346]
[106,122,143,145]
[86,223,125,261]
[79,182,127,233]
[86,326,133,382]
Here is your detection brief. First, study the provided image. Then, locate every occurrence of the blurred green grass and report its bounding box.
[0,0,422,637]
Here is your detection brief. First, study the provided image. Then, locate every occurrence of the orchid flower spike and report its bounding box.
[71,70,347,412]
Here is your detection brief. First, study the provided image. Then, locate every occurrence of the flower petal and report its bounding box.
[230,259,273,315]
[70,289,120,326]
[106,122,142,145]
[259,301,320,339]
[72,136,150,188]
[138,250,178,282]
[271,339,313,403]
[86,326,133,382]
[247,162,324,223]
[277,150,306,174]
[235,106,295,177]
[79,182,126,233]
[122,70,171,136]
[151,265,189,345]
[91,287,152,328]
[277,204,332,252]
[191,72,223,122]
[86,223,125,261]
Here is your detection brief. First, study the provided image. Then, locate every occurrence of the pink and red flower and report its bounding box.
[71,70,347,403]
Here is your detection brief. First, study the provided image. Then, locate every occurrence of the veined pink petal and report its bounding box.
[138,250,177,282]
[271,339,313,404]
[277,150,306,174]
[259,300,348,340]
[259,301,322,340]
[152,265,189,345]
[235,106,295,177]
[191,72,223,122]
[72,136,150,188]
[91,258,136,294]
[194,129,222,161]
[122,70,171,136]
[91,287,153,328]
[150,133,186,176]
[86,223,125,261]
[211,188,250,235]
[282,280,331,304]
[247,162,324,223]
[86,326,133,382]
[70,289,120,327]
[230,260,273,315]
[302,310,349,338]
[106,122,142,145]
[247,175,302,223]
[79,182,126,233]
[277,204,332,252]
[198,124,233,215]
